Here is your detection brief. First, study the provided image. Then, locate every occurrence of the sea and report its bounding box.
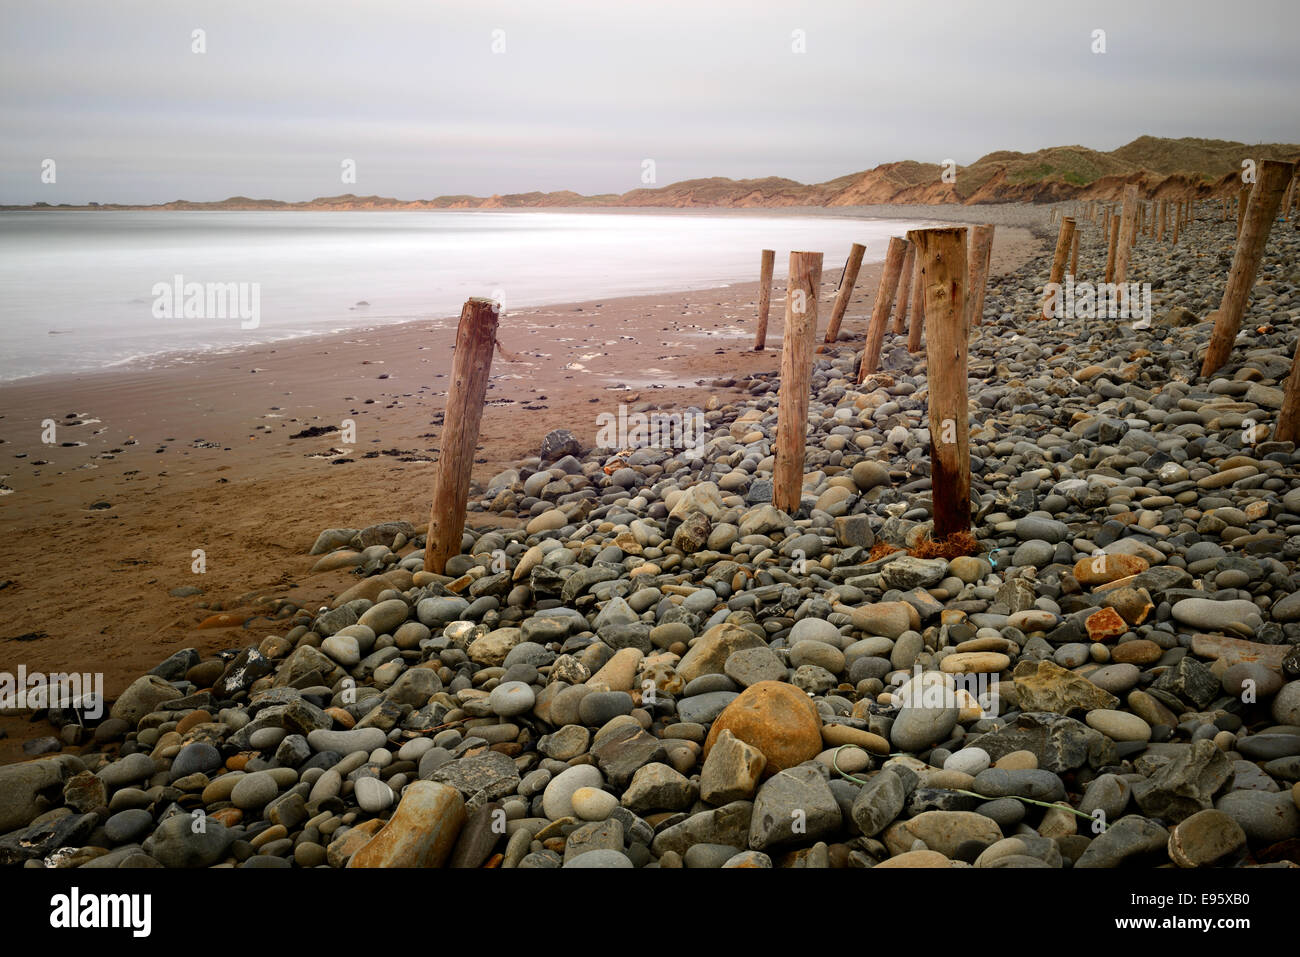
[0,209,926,382]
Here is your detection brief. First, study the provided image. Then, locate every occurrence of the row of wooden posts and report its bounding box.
[419,159,1300,574]
[757,224,993,541]
[1042,160,1300,431]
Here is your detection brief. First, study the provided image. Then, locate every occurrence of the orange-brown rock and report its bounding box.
[1073,553,1150,586]
[1085,607,1128,642]
[176,710,212,735]
[1101,586,1154,625]
[325,707,356,728]
[326,818,384,868]
[209,807,243,828]
[348,781,466,868]
[1111,639,1164,665]
[703,681,822,776]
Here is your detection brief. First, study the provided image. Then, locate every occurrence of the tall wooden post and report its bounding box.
[425,297,500,573]
[1115,186,1138,284]
[1042,216,1075,319]
[772,252,822,515]
[910,227,970,541]
[1202,160,1297,377]
[1236,186,1249,237]
[907,252,926,353]
[966,224,995,327]
[1158,199,1167,241]
[753,249,776,351]
[823,242,865,344]
[891,240,916,335]
[1172,202,1181,246]
[1069,225,1080,278]
[858,237,907,382]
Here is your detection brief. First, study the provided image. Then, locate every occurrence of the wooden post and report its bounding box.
[1202,160,1297,376]
[1115,185,1138,284]
[1158,199,1167,241]
[772,252,822,515]
[1069,225,1080,278]
[1237,186,1249,237]
[1277,334,1300,443]
[857,236,907,381]
[891,240,916,335]
[424,297,500,574]
[1172,201,1181,246]
[1042,216,1075,318]
[823,242,865,344]
[753,249,776,351]
[910,227,971,541]
[907,252,926,353]
[965,224,995,327]
[1104,213,1120,283]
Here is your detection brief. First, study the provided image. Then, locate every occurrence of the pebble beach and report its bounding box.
[4,202,1300,873]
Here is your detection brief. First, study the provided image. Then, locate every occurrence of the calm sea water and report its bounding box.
[0,210,923,382]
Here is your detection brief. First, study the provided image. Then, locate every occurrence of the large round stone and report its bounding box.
[702,681,822,777]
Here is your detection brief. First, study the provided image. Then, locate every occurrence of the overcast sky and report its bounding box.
[2,0,1296,204]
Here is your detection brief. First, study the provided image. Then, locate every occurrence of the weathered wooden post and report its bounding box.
[907,252,926,353]
[909,227,971,540]
[966,224,995,327]
[857,236,907,381]
[1115,185,1139,284]
[1202,160,1297,376]
[1069,224,1080,278]
[772,251,823,514]
[425,297,500,574]
[1237,185,1249,237]
[1277,337,1300,442]
[1158,199,1167,241]
[1172,201,1181,246]
[891,240,916,335]
[823,242,865,344]
[753,249,776,350]
[1104,212,1120,283]
[1042,216,1075,318]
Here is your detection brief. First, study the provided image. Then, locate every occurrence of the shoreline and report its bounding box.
[0,205,1047,389]
[0,205,982,390]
